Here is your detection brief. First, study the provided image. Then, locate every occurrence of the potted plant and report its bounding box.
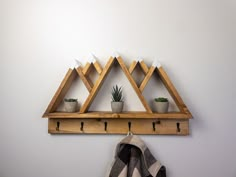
[64,98,78,112]
[154,97,169,113]
[111,85,124,113]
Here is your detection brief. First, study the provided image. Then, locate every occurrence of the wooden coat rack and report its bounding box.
[43,55,192,135]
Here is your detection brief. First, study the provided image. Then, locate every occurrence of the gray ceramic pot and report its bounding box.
[154,101,169,113]
[64,101,78,112]
[111,102,124,113]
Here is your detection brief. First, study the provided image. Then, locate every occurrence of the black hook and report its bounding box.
[56,121,60,131]
[152,122,156,131]
[104,122,107,131]
[80,122,84,131]
[128,122,131,132]
[176,122,181,132]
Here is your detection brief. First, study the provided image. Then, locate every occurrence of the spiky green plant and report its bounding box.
[154,97,168,102]
[111,85,123,102]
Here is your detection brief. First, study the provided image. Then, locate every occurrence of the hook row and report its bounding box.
[55,121,182,133]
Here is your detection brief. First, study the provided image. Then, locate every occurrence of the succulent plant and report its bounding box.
[154,97,168,102]
[111,85,123,102]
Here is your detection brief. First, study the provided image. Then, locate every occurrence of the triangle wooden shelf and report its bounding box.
[43,56,192,135]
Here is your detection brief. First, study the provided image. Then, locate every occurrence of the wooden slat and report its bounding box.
[82,62,92,75]
[43,57,192,135]
[76,66,93,92]
[42,69,77,117]
[79,57,115,113]
[116,56,153,113]
[139,60,149,75]
[46,111,191,119]
[48,118,189,135]
[129,61,138,74]
[139,66,155,92]
[85,76,94,89]
[157,66,191,116]
[93,61,103,74]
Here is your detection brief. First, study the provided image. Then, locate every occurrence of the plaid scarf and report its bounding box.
[107,135,166,177]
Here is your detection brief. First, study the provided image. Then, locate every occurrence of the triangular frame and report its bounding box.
[43,56,192,135]
[43,61,102,117]
[79,56,153,113]
[155,65,192,116]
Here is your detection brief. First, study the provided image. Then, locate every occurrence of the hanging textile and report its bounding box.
[107,135,166,177]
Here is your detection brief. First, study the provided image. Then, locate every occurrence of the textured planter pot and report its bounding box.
[111,102,124,113]
[64,101,78,112]
[154,101,169,113]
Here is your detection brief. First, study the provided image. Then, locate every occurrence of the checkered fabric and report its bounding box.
[107,135,166,177]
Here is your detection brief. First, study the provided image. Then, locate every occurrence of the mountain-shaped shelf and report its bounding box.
[43,56,192,135]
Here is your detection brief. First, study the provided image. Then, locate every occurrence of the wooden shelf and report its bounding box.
[43,56,192,135]
[49,118,189,135]
[46,111,191,119]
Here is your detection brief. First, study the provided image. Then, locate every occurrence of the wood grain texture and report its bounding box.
[139,60,149,74]
[79,57,115,113]
[139,66,155,92]
[43,68,77,117]
[76,66,93,92]
[157,66,191,116]
[48,118,189,135]
[93,61,103,74]
[82,62,92,75]
[116,56,153,113]
[129,61,138,74]
[46,111,191,119]
[43,57,192,135]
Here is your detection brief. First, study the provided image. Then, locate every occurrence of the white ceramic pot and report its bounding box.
[64,101,78,112]
[154,101,169,113]
[111,102,124,113]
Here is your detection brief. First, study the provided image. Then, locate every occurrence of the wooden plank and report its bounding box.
[157,67,192,117]
[139,60,149,74]
[157,67,185,113]
[48,118,189,135]
[93,61,103,74]
[82,62,92,75]
[139,66,155,92]
[129,61,138,74]
[79,57,115,113]
[46,111,191,119]
[116,56,153,113]
[76,66,93,92]
[42,69,77,117]
[85,76,94,89]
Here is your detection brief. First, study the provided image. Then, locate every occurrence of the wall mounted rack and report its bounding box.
[43,55,192,135]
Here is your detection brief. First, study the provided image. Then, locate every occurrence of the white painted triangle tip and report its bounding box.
[72,59,82,68]
[152,59,161,68]
[89,53,97,63]
[136,57,143,62]
[112,52,120,58]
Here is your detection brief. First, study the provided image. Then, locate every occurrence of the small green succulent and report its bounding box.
[154,97,168,102]
[111,85,123,102]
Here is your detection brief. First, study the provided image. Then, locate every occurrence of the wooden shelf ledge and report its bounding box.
[45,111,192,119]
[48,118,189,135]
[42,56,193,135]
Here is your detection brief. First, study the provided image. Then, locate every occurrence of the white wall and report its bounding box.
[1,0,236,177]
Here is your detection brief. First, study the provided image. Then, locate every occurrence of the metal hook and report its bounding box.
[104,122,107,132]
[56,121,60,131]
[152,122,156,131]
[176,122,180,132]
[128,122,131,131]
[127,122,133,136]
[80,122,84,131]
